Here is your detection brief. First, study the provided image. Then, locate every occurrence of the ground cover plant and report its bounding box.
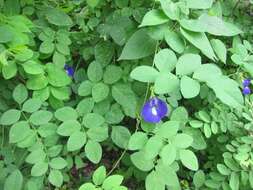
[0,0,253,189]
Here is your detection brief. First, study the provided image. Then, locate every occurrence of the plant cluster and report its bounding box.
[0,0,253,190]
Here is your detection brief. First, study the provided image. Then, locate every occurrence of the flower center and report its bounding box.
[151,106,158,116]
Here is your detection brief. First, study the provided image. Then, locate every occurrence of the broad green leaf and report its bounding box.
[193,64,222,82]
[67,131,87,151]
[31,162,48,177]
[30,110,53,125]
[154,49,177,72]
[193,170,205,188]
[165,31,185,53]
[102,175,123,190]
[160,0,180,20]
[87,61,103,82]
[87,126,108,142]
[119,29,156,60]
[57,120,81,136]
[103,65,123,84]
[186,0,213,9]
[4,170,23,190]
[179,149,199,171]
[95,41,114,66]
[144,136,163,159]
[229,172,239,190]
[203,123,211,138]
[85,140,102,164]
[92,82,110,103]
[111,125,131,149]
[87,0,100,8]
[9,121,31,143]
[130,66,159,82]
[0,25,13,43]
[49,157,67,170]
[128,132,148,150]
[145,171,165,190]
[53,51,66,68]
[22,98,42,113]
[13,84,28,104]
[211,39,227,63]
[78,81,93,96]
[83,113,105,128]
[26,75,48,90]
[154,73,179,94]
[180,76,200,99]
[26,149,46,164]
[130,151,154,171]
[76,98,94,116]
[174,133,193,148]
[79,183,96,190]
[2,61,17,79]
[45,8,73,26]
[180,28,216,61]
[155,121,180,139]
[46,64,71,87]
[217,164,231,175]
[48,170,63,187]
[140,9,169,27]
[51,86,70,100]
[176,53,201,75]
[55,107,78,121]
[93,166,106,186]
[39,41,54,54]
[160,143,176,165]
[0,109,21,125]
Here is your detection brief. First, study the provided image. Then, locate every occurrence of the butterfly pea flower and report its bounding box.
[141,97,168,123]
[243,78,251,87]
[243,86,251,95]
[64,64,74,77]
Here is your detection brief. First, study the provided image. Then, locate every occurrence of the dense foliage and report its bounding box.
[1,0,253,190]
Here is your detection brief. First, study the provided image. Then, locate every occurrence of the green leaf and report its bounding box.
[179,149,199,171]
[46,63,71,87]
[87,61,103,82]
[92,82,110,103]
[31,162,48,177]
[140,9,169,27]
[51,86,70,100]
[145,171,165,190]
[211,39,227,63]
[154,49,177,72]
[4,170,23,190]
[39,41,54,54]
[93,166,106,186]
[13,84,28,104]
[180,28,216,61]
[57,120,81,136]
[22,61,43,75]
[130,151,154,171]
[186,0,213,9]
[76,98,94,116]
[144,136,163,159]
[48,170,63,187]
[112,84,137,118]
[176,54,201,75]
[55,107,77,121]
[49,157,67,170]
[103,65,123,84]
[165,31,185,53]
[0,109,21,125]
[87,0,100,8]
[2,61,17,79]
[26,75,48,90]
[119,29,157,60]
[111,126,131,149]
[203,123,211,138]
[83,113,105,128]
[78,81,92,96]
[67,131,86,151]
[217,164,231,175]
[79,183,96,190]
[128,132,148,150]
[102,175,123,190]
[155,121,180,139]
[26,149,46,164]
[87,126,108,142]
[95,41,114,66]
[22,98,42,113]
[160,0,180,20]
[53,51,66,68]
[130,66,159,82]
[46,8,73,26]
[85,140,102,164]
[193,170,205,188]
[229,172,239,190]
[193,64,222,82]
[9,121,31,143]
[174,133,193,148]
[30,110,53,125]
[180,76,200,99]
[0,25,13,43]
[160,143,176,165]
[154,73,179,94]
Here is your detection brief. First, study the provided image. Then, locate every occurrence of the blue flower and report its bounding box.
[64,64,74,77]
[243,79,251,87]
[243,86,251,95]
[141,97,168,123]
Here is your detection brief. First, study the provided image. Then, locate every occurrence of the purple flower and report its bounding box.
[64,64,74,77]
[243,86,251,95]
[141,97,168,123]
[243,79,251,87]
